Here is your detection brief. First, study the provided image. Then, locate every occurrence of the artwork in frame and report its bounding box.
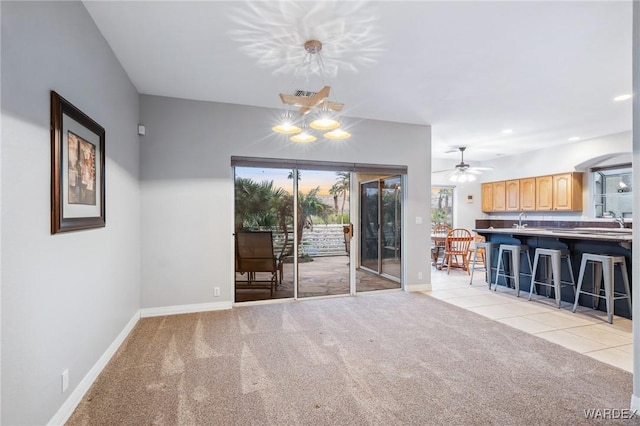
[51,91,106,234]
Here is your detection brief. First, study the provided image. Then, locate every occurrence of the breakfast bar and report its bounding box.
[474,227,632,319]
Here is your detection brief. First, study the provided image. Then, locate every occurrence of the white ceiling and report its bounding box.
[83,1,633,164]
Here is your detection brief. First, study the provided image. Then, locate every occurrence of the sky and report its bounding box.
[235,167,345,196]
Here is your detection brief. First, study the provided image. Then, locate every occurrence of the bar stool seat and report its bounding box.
[528,248,575,308]
[469,242,497,288]
[492,244,532,297]
[571,253,631,324]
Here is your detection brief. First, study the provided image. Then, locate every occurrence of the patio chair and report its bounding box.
[235,231,278,296]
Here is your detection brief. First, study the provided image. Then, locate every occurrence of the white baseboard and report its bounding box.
[48,310,141,426]
[405,283,432,292]
[140,301,232,318]
[631,394,640,412]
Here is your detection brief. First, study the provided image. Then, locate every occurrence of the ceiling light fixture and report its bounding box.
[273,40,351,142]
[614,94,632,101]
[432,147,493,183]
[568,136,580,141]
[501,129,513,135]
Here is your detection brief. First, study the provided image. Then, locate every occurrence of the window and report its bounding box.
[592,165,632,219]
[431,187,454,229]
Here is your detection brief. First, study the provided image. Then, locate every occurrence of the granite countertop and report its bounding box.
[474,227,633,243]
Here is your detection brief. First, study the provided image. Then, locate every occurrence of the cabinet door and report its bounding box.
[535,176,553,210]
[520,178,536,210]
[553,174,571,210]
[553,173,583,211]
[492,181,506,211]
[505,179,520,211]
[481,183,493,212]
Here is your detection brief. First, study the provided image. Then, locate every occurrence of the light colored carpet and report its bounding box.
[67,292,635,425]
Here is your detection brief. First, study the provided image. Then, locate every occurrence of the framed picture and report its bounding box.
[51,91,105,234]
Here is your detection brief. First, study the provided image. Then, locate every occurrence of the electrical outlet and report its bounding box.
[418,272,423,280]
[214,287,220,297]
[62,369,69,393]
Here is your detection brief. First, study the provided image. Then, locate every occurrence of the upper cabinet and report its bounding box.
[535,175,553,210]
[519,177,536,211]
[482,172,583,212]
[505,179,520,211]
[481,183,493,212]
[492,181,506,211]
[553,173,583,211]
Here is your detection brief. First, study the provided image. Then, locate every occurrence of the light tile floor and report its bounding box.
[424,266,634,373]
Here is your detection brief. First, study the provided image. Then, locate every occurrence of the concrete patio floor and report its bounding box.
[235,255,401,302]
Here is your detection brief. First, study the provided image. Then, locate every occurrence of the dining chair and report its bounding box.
[442,228,473,274]
[431,224,452,267]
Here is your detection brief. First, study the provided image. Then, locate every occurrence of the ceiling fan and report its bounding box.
[433,147,493,183]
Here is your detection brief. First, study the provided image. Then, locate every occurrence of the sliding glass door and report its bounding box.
[234,167,294,302]
[380,176,402,279]
[360,181,380,272]
[233,158,405,302]
[234,165,351,302]
[296,170,350,298]
[358,175,402,290]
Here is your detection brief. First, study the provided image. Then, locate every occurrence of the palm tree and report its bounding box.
[328,184,340,221]
[333,172,350,223]
[297,186,330,249]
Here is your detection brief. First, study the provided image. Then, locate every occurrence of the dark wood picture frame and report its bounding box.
[51,91,106,234]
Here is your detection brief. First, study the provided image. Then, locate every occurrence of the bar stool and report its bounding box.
[469,242,497,289]
[492,244,532,297]
[572,253,631,324]
[528,248,575,308]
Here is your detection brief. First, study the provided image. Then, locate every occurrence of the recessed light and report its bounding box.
[614,94,632,101]
[501,129,513,135]
[568,137,580,141]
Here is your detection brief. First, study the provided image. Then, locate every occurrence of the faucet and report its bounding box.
[608,211,625,228]
[517,212,527,229]
[614,215,625,228]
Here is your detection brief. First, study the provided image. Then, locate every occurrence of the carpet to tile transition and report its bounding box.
[66,292,636,425]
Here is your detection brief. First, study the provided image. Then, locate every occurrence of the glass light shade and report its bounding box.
[272,111,301,134]
[272,123,302,134]
[324,128,351,140]
[449,172,476,183]
[290,131,317,143]
[309,116,340,130]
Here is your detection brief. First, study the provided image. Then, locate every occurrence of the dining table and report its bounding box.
[431,233,449,269]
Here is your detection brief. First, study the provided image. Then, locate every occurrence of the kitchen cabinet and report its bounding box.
[519,177,536,211]
[535,175,553,210]
[492,181,506,211]
[481,172,583,213]
[481,183,493,212]
[505,179,520,211]
[553,172,583,211]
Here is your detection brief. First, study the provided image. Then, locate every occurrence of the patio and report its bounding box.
[235,255,401,302]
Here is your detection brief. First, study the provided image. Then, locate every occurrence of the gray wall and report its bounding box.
[139,95,432,308]
[1,2,141,424]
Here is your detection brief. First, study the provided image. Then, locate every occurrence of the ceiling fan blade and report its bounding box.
[431,168,452,174]
[468,166,493,171]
